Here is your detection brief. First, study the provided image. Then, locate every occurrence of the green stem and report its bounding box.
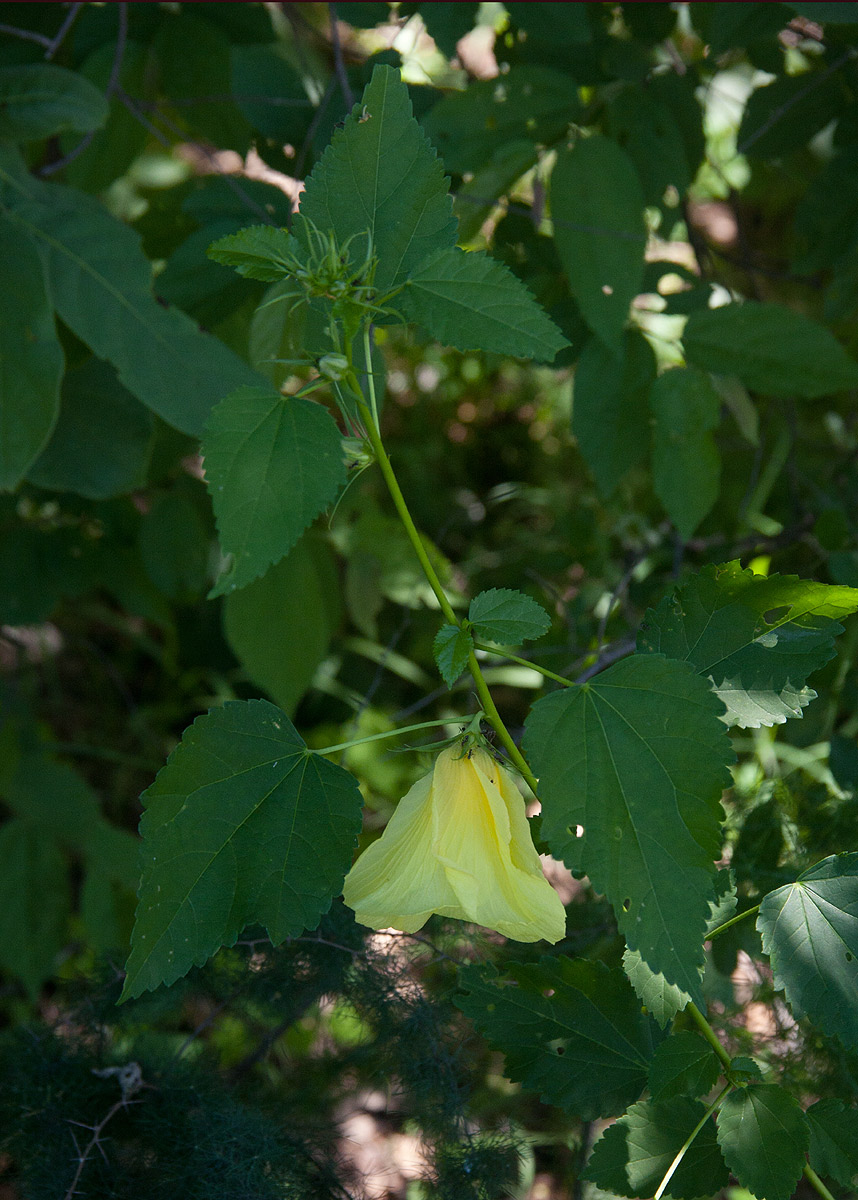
[654,1082,732,1200]
[313,717,469,757]
[686,1002,732,1071]
[362,325,381,432]
[707,904,760,941]
[356,334,539,794]
[473,642,575,689]
[803,1163,838,1200]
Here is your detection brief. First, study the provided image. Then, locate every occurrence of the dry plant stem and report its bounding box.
[354,379,540,793]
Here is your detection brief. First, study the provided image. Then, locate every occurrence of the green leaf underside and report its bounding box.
[402,247,569,362]
[551,135,646,353]
[298,64,457,293]
[121,699,364,1001]
[524,654,734,1002]
[806,1098,858,1189]
[638,561,858,728]
[0,217,63,489]
[622,948,693,1027]
[224,537,341,715]
[649,366,721,539]
[572,330,656,498]
[683,301,858,398]
[585,1097,729,1199]
[433,624,473,687]
[204,386,346,596]
[0,164,261,436]
[456,958,661,1120]
[208,225,297,281]
[0,63,108,141]
[648,1032,721,1102]
[757,852,858,1048]
[468,588,552,644]
[716,1085,808,1200]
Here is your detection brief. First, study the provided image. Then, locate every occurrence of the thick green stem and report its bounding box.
[686,1002,732,1071]
[707,903,760,941]
[654,1082,732,1200]
[354,337,539,793]
[803,1163,837,1200]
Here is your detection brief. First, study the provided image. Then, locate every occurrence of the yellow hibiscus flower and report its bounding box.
[343,743,566,943]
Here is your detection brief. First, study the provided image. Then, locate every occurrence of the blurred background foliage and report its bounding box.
[2,2,858,1196]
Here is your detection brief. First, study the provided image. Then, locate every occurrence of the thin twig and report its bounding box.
[328,3,355,111]
[40,3,127,177]
[44,3,83,59]
[574,637,635,684]
[0,22,53,48]
[295,73,338,183]
[738,47,857,155]
[64,1094,141,1200]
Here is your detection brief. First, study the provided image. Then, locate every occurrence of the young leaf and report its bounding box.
[298,63,457,293]
[208,225,297,281]
[433,624,474,687]
[1,168,261,436]
[757,852,858,1048]
[401,247,569,363]
[469,588,551,644]
[0,216,63,490]
[622,949,693,1028]
[638,561,858,727]
[203,387,346,595]
[0,63,108,142]
[121,700,364,1001]
[805,1098,858,1189]
[224,536,342,715]
[716,1085,808,1200]
[649,367,721,539]
[683,301,858,398]
[550,136,646,353]
[572,330,656,498]
[648,1032,721,1102]
[585,1097,729,1199]
[456,958,661,1120]
[523,654,734,1003]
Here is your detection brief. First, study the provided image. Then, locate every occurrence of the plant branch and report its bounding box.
[686,1002,732,1071]
[803,1162,838,1200]
[473,642,575,688]
[707,904,760,941]
[654,1082,732,1200]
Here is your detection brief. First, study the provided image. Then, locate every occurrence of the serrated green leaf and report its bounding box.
[456,958,661,1120]
[203,387,346,595]
[27,358,152,499]
[757,852,858,1047]
[572,330,656,498]
[208,225,298,281]
[298,64,456,293]
[585,1097,729,1199]
[0,216,63,490]
[0,163,262,437]
[224,536,341,714]
[469,588,551,644]
[401,247,568,362]
[648,1033,721,1102]
[806,1098,858,1189]
[524,655,734,1002]
[638,561,858,728]
[650,367,721,539]
[0,63,108,142]
[0,821,69,999]
[728,1056,763,1085]
[622,948,693,1027]
[433,624,473,687]
[121,699,364,1000]
[551,136,646,353]
[683,301,858,398]
[716,1085,808,1200]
